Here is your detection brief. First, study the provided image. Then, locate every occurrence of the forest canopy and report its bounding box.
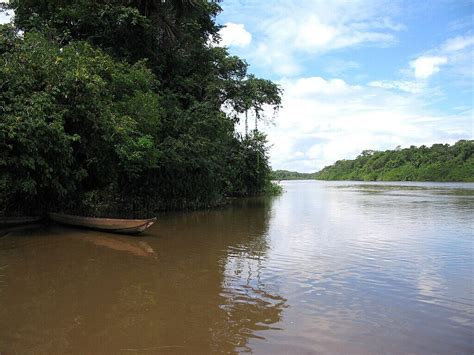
[271,170,314,180]
[313,140,474,182]
[0,0,282,217]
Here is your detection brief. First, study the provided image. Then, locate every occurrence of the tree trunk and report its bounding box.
[255,109,258,132]
[245,111,248,136]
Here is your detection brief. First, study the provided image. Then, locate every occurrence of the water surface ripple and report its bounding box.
[0,181,473,354]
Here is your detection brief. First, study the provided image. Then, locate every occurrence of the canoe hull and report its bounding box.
[48,213,156,234]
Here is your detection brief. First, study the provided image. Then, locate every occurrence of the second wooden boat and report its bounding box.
[48,213,156,234]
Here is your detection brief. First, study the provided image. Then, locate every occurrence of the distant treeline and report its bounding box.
[271,170,315,180]
[314,140,474,182]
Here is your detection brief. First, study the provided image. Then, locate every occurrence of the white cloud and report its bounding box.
[370,32,471,93]
[240,1,403,76]
[404,34,474,82]
[295,16,337,49]
[254,42,301,76]
[439,35,474,80]
[283,77,360,97]
[368,80,425,94]
[409,56,448,79]
[442,35,474,52]
[219,22,252,47]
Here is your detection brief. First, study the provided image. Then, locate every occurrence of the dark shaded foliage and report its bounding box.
[0,1,282,217]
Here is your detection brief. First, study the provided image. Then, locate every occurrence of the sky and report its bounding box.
[1,1,473,172]
[216,0,473,172]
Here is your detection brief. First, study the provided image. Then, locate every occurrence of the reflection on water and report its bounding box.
[79,235,155,258]
[0,181,473,354]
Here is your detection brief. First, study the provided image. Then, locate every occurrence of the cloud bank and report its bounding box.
[264,76,471,172]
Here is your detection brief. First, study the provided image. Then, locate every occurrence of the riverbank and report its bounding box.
[0,181,283,220]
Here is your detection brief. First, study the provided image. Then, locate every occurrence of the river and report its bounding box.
[0,181,473,354]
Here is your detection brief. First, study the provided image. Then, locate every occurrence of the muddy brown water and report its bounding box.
[0,181,473,354]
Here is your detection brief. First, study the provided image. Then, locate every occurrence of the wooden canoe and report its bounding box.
[0,216,42,227]
[48,213,156,234]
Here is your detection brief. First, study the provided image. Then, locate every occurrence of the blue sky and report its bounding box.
[1,1,472,172]
[216,0,473,171]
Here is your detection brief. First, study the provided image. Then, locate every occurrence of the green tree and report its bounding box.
[1,0,282,216]
[314,140,474,182]
[0,27,160,214]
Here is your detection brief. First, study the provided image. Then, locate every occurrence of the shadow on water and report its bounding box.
[0,196,286,354]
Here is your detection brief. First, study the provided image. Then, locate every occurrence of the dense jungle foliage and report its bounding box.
[271,170,314,180]
[0,0,282,217]
[314,140,474,182]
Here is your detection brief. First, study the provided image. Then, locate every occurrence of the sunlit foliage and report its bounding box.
[314,140,474,182]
